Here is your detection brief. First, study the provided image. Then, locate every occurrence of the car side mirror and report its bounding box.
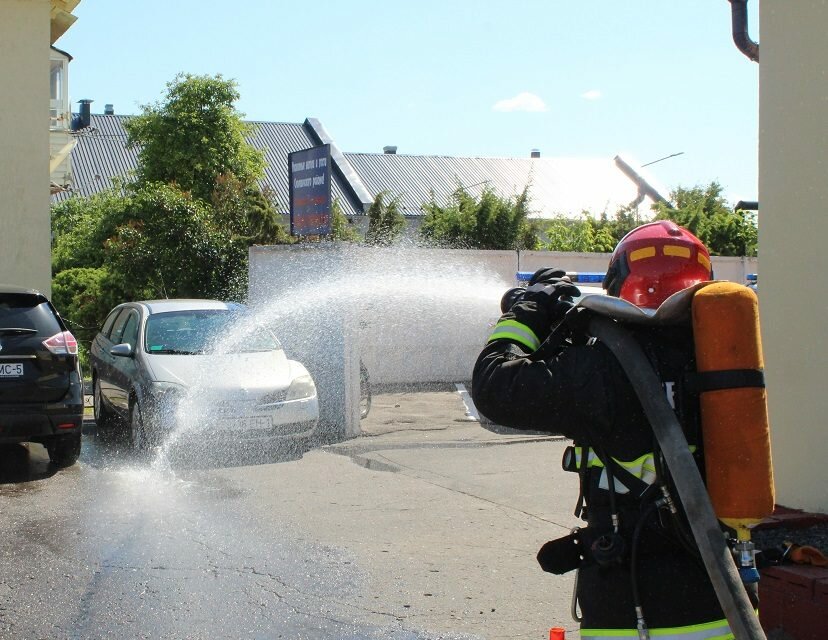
[110,343,134,358]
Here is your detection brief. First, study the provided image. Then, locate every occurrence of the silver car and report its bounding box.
[90,299,319,451]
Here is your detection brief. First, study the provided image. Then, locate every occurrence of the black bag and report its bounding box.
[537,531,584,575]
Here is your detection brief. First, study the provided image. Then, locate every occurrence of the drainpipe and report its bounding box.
[728,0,759,63]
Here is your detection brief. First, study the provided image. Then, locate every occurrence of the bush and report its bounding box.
[419,184,537,250]
[51,267,122,374]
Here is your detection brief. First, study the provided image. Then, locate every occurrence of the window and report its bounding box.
[109,310,132,345]
[49,55,69,130]
[101,309,123,339]
[120,313,140,350]
[144,310,280,354]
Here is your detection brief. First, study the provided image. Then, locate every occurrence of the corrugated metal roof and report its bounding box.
[54,114,667,220]
[344,152,665,219]
[53,115,366,217]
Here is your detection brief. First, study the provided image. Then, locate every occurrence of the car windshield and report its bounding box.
[144,309,280,355]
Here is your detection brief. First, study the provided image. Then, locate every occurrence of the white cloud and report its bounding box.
[492,92,547,113]
[581,89,602,100]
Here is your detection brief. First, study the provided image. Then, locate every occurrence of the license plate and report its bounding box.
[0,363,23,377]
[221,416,270,431]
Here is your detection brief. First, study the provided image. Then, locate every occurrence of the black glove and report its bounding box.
[499,268,572,314]
[507,278,581,346]
[528,267,569,287]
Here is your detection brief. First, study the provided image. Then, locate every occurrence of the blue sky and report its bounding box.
[57,0,760,204]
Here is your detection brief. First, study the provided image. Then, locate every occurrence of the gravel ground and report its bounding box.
[752,523,828,557]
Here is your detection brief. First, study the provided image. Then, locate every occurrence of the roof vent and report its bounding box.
[104,104,114,115]
[383,145,398,155]
[530,149,541,158]
[74,99,93,130]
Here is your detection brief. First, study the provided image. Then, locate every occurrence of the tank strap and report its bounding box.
[685,368,765,393]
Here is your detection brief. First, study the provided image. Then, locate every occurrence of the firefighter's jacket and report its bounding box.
[472,320,735,636]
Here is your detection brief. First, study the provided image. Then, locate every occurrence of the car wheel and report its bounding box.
[46,433,81,467]
[129,401,149,452]
[93,377,116,429]
[359,361,371,420]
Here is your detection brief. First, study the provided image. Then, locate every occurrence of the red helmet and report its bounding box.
[602,220,712,309]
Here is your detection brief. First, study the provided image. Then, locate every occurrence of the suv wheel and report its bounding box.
[93,377,116,429]
[46,433,81,467]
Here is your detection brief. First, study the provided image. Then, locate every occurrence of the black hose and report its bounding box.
[631,501,660,619]
[653,443,702,560]
[596,444,620,533]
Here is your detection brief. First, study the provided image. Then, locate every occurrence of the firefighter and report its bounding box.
[472,221,744,639]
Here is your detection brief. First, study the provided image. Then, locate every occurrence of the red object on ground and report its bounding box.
[758,505,828,639]
[548,628,566,640]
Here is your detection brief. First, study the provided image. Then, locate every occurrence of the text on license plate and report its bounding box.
[222,416,271,430]
[0,363,24,377]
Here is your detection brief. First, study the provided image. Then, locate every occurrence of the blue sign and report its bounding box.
[516,271,606,285]
[289,144,332,236]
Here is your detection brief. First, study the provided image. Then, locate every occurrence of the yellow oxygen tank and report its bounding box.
[691,281,775,543]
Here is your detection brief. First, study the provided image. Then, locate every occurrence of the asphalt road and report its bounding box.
[0,390,582,640]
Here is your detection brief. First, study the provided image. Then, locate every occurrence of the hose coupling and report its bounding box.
[635,606,650,640]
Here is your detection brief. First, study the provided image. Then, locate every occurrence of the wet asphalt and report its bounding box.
[0,425,478,640]
[1,390,581,640]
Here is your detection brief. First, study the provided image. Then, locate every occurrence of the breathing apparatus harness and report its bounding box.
[534,285,768,640]
[534,305,692,631]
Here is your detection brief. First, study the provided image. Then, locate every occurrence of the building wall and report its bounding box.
[0,0,52,295]
[760,6,828,513]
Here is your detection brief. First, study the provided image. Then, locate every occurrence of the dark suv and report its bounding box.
[0,285,84,466]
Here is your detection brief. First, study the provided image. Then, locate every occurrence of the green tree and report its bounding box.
[124,73,266,202]
[51,267,123,371]
[104,182,246,301]
[543,215,617,252]
[329,198,361,242]
[365,191,405,246]
[51,186,133,273]
[211,174,291,245]
[654,182,757,256]
[51,73,293,334]
[419,184,538,250]
[593,204,640,246]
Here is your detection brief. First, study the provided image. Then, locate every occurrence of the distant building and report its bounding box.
[55,112,670,230]
[49,45,76,194]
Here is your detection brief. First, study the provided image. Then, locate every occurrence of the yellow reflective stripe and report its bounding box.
[572,447,656,473]
[664,245,691,258]
[572,447,697,482]
[487,319,540,351]
[581,617,733,639]
[573,447,696,470]
[630,246,656,261]
[698,252,711,271]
